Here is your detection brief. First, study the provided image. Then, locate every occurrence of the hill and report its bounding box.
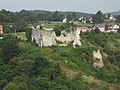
[0,32,120,90]
[106,10,120,16]
[28,10,93,18]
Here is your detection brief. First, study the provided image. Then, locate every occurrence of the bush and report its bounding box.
[1,35,19,63]
[25,28,32,42]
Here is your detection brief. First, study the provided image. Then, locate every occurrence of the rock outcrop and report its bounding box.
[93,49,104,68]
[73,27,82,48]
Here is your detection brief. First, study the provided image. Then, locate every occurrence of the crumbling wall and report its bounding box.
[31,27,41,46]
[31,26,82,47]
[42,31,56,46]
[56,30,75,44]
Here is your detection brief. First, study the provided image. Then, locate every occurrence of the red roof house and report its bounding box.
[79,26,89,32]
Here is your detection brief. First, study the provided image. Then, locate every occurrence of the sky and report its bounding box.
[0,0,120,14]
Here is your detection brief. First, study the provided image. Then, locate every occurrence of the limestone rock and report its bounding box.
[93,49,104,68]
[73,27,82,48]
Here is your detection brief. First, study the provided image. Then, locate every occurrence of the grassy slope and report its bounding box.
[16,31,120,90]
[2,31,119,89]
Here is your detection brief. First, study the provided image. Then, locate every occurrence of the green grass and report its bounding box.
[10,32,26,41]
[104,19,115,23]
[31,21,93,29]
[44,21,93,28]
[73,21,93,27]
[44,22,64,28]
[1,32,120,90]
[17,41,119,90]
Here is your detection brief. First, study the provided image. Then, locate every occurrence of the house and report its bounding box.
[94,23,120,33]
[63,18,67,23]
[106,14,116,20]
[94,24,105,32]
[89,18,93,24]
[93,23,119,33]
[79,26,89,32]
[0,25,3,35]
[107,23,119,33]
[109,16,116,20]
[112,24,119,30]
[79,17,86,23]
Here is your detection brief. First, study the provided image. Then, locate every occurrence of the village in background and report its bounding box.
[0,10,120,48]
[0,10,120,36]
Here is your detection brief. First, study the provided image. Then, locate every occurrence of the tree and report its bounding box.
[67,14,73,21]
[51,11,63,21]
[54,25,61,36]
[95,27,100,34]
[116,15,120,23]
[12,22,27,32]
[3,82,19,90]
[30,57,49,76]
[25,28,32,42]
[92,10,104,24]
[3,81,28,90]
[71,12,76,20]
[1,35,19,64]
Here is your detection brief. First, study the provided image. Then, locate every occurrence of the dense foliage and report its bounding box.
[116,15,120,23]
[54,23,76,36]
[25,28,32,42]
[0,32,120,90]
[1,35,19,64]
[92,11,104,24]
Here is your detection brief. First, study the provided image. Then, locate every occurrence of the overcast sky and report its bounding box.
[0,0,120,13]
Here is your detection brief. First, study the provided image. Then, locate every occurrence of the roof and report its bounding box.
[80,26,89,30]
[94,24,105,28]
[108,23,119,27]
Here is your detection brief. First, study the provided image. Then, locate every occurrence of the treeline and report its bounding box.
[0,9,37,33]
[1,9,120,33]
[0,9,92,33]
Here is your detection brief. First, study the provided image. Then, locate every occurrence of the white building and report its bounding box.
[63,18,67,23]
[79,17,86,23]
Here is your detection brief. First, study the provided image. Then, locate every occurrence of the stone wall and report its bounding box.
[31,26,82,47]
[31,27,41,46]
[56,30,74,44]
[42,30,56,47]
